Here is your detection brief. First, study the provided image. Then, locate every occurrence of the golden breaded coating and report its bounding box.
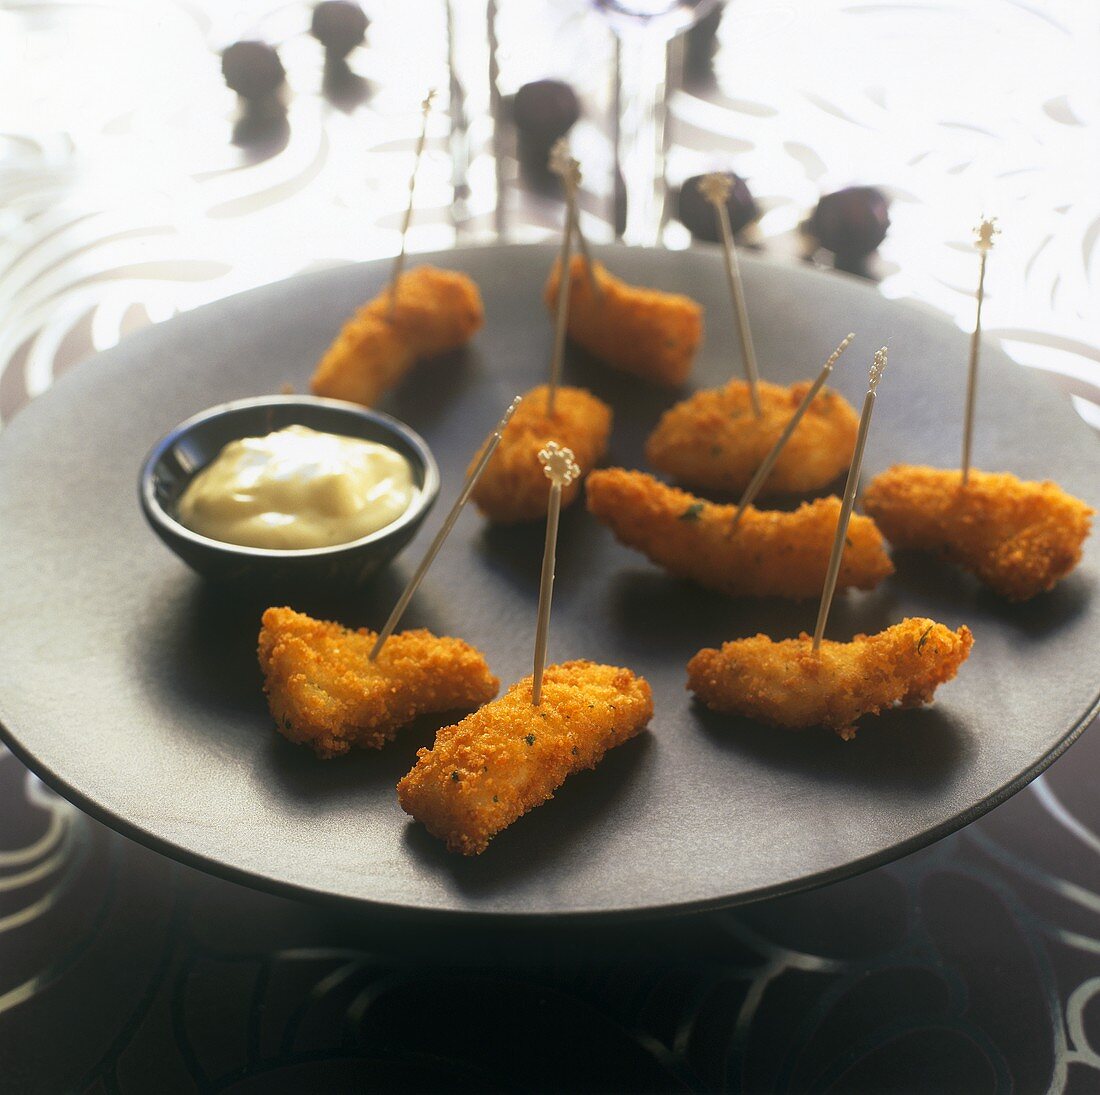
[543,255,703,387]
[258,606,498,759]
[470,384,612,523]
[397,660,653,855]
[646,378,859,496]
[310,266,484,406]
[586,468,893,599]
[688,618,974,740]
[863,465,1094,601]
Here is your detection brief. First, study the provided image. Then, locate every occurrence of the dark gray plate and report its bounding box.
[0,244,1097,920]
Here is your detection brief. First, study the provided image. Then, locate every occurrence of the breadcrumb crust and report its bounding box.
[397,660,653,854]
[258,606,498,759]
[543,255,703,387]
[646,378,859,496]
[310,266,484,406]
[687,617,974,739]
[586,467,893,599]
[470,384,612,523]
[862,465,1093,601]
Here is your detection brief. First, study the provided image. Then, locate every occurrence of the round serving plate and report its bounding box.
[0,243,1097,920]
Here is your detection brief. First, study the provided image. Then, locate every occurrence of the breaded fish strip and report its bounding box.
[863,465,1094,601]
[310,266,484,406]
[470,384,612,523]
[543,254,703,387]
[397,660,653,855]
[586,468,893,599]
[688,617,974,740]
[258,606,498,759]
[646,378,859,496]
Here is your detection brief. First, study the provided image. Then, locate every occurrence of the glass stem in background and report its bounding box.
[486,0,507,241]
[615,27,671,246]
[447,0,495,244]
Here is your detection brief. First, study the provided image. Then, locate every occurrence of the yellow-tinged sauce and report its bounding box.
[178,425,416,549]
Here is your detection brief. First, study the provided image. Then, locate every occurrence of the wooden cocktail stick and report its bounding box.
[573,216,601,298]
[700,172,762,417]
[549,139,600,300]
[730,333,855,532]
[961,216,999,485]
[546,141,583,416]
[531,442,581,706]
[369,395,522,660]
[811,347,887,653]
[389,88,437,317]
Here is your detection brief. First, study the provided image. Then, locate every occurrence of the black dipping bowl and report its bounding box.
[139,395,439,591]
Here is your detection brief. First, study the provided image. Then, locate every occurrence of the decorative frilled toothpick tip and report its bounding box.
[730,333,856,532]
[700,172,762,417]
[389,88,437,317]
[531,441,581,706]
[961,216,999,485]
[369,395,522,661]
[812,347,888,652]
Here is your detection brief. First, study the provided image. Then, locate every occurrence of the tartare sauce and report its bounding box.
[177,424,416,550]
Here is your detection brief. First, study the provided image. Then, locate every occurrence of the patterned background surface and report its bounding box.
[2,0,1099,1091]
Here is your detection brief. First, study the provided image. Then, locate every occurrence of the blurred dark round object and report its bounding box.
[221,41,285,100]
[311,1,368,59]
[513,80,581,148]
[809,186,891,257]
[677,172,758,242]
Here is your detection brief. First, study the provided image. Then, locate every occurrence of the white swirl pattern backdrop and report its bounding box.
[2,0,1098,424]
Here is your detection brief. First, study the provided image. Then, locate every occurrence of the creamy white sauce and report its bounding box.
[177,424,416,549]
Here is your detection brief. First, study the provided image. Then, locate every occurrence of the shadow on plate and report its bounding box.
[694,478,849,510]
[400,733,652,895]
[475,503,591,597]
[560,347,681,467]
[263,710,453,805]
[888,551,1091,635]
[976,570,1092,636]
[691,700,970,794]
[383,347,481,433]
[604,568,900,655]
[665,467,853,511]
[135,569,446,732]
